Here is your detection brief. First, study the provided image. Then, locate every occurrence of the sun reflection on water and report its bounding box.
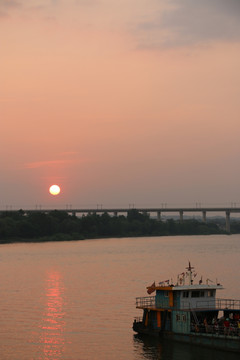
[39,271,66,359]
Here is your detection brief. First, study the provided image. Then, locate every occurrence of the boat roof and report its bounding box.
[172,284,223,291]
[153,284,223,291]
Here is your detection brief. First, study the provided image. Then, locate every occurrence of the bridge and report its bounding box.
[2,206,240,232]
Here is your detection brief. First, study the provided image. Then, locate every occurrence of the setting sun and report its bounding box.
[49,185,61,196]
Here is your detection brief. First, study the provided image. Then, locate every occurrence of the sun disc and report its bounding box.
[49,184,61,196]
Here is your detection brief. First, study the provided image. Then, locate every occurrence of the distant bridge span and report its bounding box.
[2,206,240,232]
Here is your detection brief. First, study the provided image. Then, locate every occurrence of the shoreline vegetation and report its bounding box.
[0,209,239,244]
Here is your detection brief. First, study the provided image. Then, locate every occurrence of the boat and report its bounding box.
[133,262,240,352]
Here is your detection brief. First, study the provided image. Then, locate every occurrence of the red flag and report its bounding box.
[147,282,156,294]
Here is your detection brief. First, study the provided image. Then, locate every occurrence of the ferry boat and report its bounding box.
[133,262,240,352]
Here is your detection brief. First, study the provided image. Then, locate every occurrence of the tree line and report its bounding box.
[0,209,233,243]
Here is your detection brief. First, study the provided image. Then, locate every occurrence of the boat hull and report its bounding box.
[133,323,240,353]
[165,331,240,353]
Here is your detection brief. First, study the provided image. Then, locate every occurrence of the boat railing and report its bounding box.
[216,298,240,310]
[181,298,240,310]
[133,316,143,323]
[191,322,240,338]
[136,296,240,310]
[136,296,155,308]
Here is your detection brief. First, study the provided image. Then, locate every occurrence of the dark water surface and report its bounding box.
[0,235,239,359]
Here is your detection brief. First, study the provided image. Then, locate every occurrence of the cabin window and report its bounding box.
[207,290,214,297]
[191,291,205,298]
[176,314,181,322]
[182,315,187,322]
[183,291,189,298]
[164,291,169,297]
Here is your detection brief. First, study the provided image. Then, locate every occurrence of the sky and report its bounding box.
[1,0,240,209]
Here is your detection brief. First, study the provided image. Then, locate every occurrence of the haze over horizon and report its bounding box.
[1,0,240,209]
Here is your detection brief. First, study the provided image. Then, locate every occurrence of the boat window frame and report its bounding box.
[164,291,169,298]
[191,290,205,298]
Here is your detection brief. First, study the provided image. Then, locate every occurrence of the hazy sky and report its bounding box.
[1,0,240,209]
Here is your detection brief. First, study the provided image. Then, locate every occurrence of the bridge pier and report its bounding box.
[226,211,230,233]
[157,211,161,221]
[179,210,183,222]
[202,210,206,223]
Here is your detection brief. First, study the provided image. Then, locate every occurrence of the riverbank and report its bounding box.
[0,209,231,244]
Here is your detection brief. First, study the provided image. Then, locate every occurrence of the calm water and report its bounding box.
[0,235,240,360]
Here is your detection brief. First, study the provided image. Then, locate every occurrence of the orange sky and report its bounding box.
[1,0,240,209]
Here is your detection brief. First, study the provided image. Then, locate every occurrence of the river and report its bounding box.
[0,235,239,359]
